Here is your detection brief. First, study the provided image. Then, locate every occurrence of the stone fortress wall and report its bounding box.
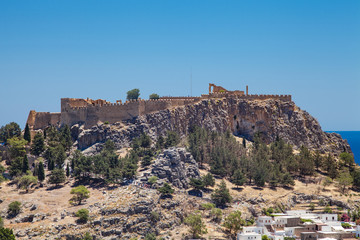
[26,83,292,130]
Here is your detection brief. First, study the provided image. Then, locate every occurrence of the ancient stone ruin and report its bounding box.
[26,83,292,132]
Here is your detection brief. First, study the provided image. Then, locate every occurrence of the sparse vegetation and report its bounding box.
[158,182,174,198]
[75,208,89,223]
[7,201,21,217]
[70,185,90,205]
[184,213,207,239]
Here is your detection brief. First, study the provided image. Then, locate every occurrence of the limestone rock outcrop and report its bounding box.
[75,97,351,156]
[151,147,200,189]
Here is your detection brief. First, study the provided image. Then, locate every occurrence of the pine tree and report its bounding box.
[24,124,31,143]
[211,180,232,208]
[38,161,45,182]
[22,155,29,173]
[30,132,45,156]
[231,169,246,187]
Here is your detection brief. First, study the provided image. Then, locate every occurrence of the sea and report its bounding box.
[327,131,360,165]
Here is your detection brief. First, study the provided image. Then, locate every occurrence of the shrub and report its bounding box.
[0,227,16,240]
[184,213,207,238]
[7,201,21,217]
[18,174,37,192]
[75,208,89,223]
[210,208,222,223]
[158,182,174,198]
[70,185,90,205]
[150,211,160,222]
[81,232,92,240]
[148,176,158,185]
[145,233,157,240]
[201,203,215,210]
[341,222,352,229]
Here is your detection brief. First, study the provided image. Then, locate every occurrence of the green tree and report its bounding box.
[298,146,315,176]
[22,155,29,173]
[0,122,21,143]
[339,152,354,168]
[281,172,295,187]
[54,144,66,168]
[322,177,332,190]
[60,125,72,151]
[9,157,23,177]
[30,132,45,156]
[164,131,180,148]
[231,169,246,187]
[158,182,174,198]
[127,88,140,100]
[324,154,338,179]
[38,161,45,182]
[337,171,353,194]
[70,185,90,205]
[202,173,215,188]
[210,208,223,223]
[66,162,70,177]
[211,180,232,208]
[0,216,3,228]
[324,205,333,213]
[141,155,152,167]
[7,137,27,159]
[313,151,323,171]
[184,213,208,238]
[48,168,66,187]
[75,208,89,223]
[0,227,16,240]
[149,93,160,100]
[189,178,205,191]
[223,211,245,238]
[24,123,31,143]
[18,174,37,193]
[7,201,21,217]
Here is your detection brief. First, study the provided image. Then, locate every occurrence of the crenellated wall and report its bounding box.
[26,84,292,130]
[59,97,202,128]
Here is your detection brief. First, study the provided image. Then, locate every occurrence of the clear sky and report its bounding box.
[1,0,359,130]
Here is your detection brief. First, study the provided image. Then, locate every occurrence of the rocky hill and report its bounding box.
[74,97,351,156]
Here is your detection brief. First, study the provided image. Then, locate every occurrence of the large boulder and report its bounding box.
[151,147,200,189]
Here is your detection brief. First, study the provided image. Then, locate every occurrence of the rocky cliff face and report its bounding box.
[74,97,351,156]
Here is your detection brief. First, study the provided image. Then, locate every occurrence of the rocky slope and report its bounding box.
[74,97,351,156]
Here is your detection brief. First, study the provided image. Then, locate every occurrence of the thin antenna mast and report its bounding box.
[190,67,192,97]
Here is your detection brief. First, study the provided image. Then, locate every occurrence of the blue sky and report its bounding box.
[0,0,359,130]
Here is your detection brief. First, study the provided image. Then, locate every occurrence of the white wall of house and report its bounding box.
[319,214,338,222]
[257,216,273,226]
[237,233,262,240]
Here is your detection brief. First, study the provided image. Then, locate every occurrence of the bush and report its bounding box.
[7,201,21,217]
[0,227,16,240]
[341,222,352,229]
[158,182,174,198]
[70,185,90,205]
[148,176,158,185]
[201,203,215,210]
[184,213,207,238]
[210,208,222,223]
[150,211,160,222]
[145,233,157,240]
[81,232,92,240]
[18,174,37,193]
[75,208,89,223]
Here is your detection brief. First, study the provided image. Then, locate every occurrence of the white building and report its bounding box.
[237,232,262,240]
[257,216,274,227]
[319,214,338,222]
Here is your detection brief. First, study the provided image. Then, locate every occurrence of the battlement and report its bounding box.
[27,83,292,130]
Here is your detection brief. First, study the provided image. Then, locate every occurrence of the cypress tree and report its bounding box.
[48,159,54,171]
[22,155,29,173]
[66,162,70,177]
[30,132,45,156]
[24,124,31,143]
[38,161,45,182]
